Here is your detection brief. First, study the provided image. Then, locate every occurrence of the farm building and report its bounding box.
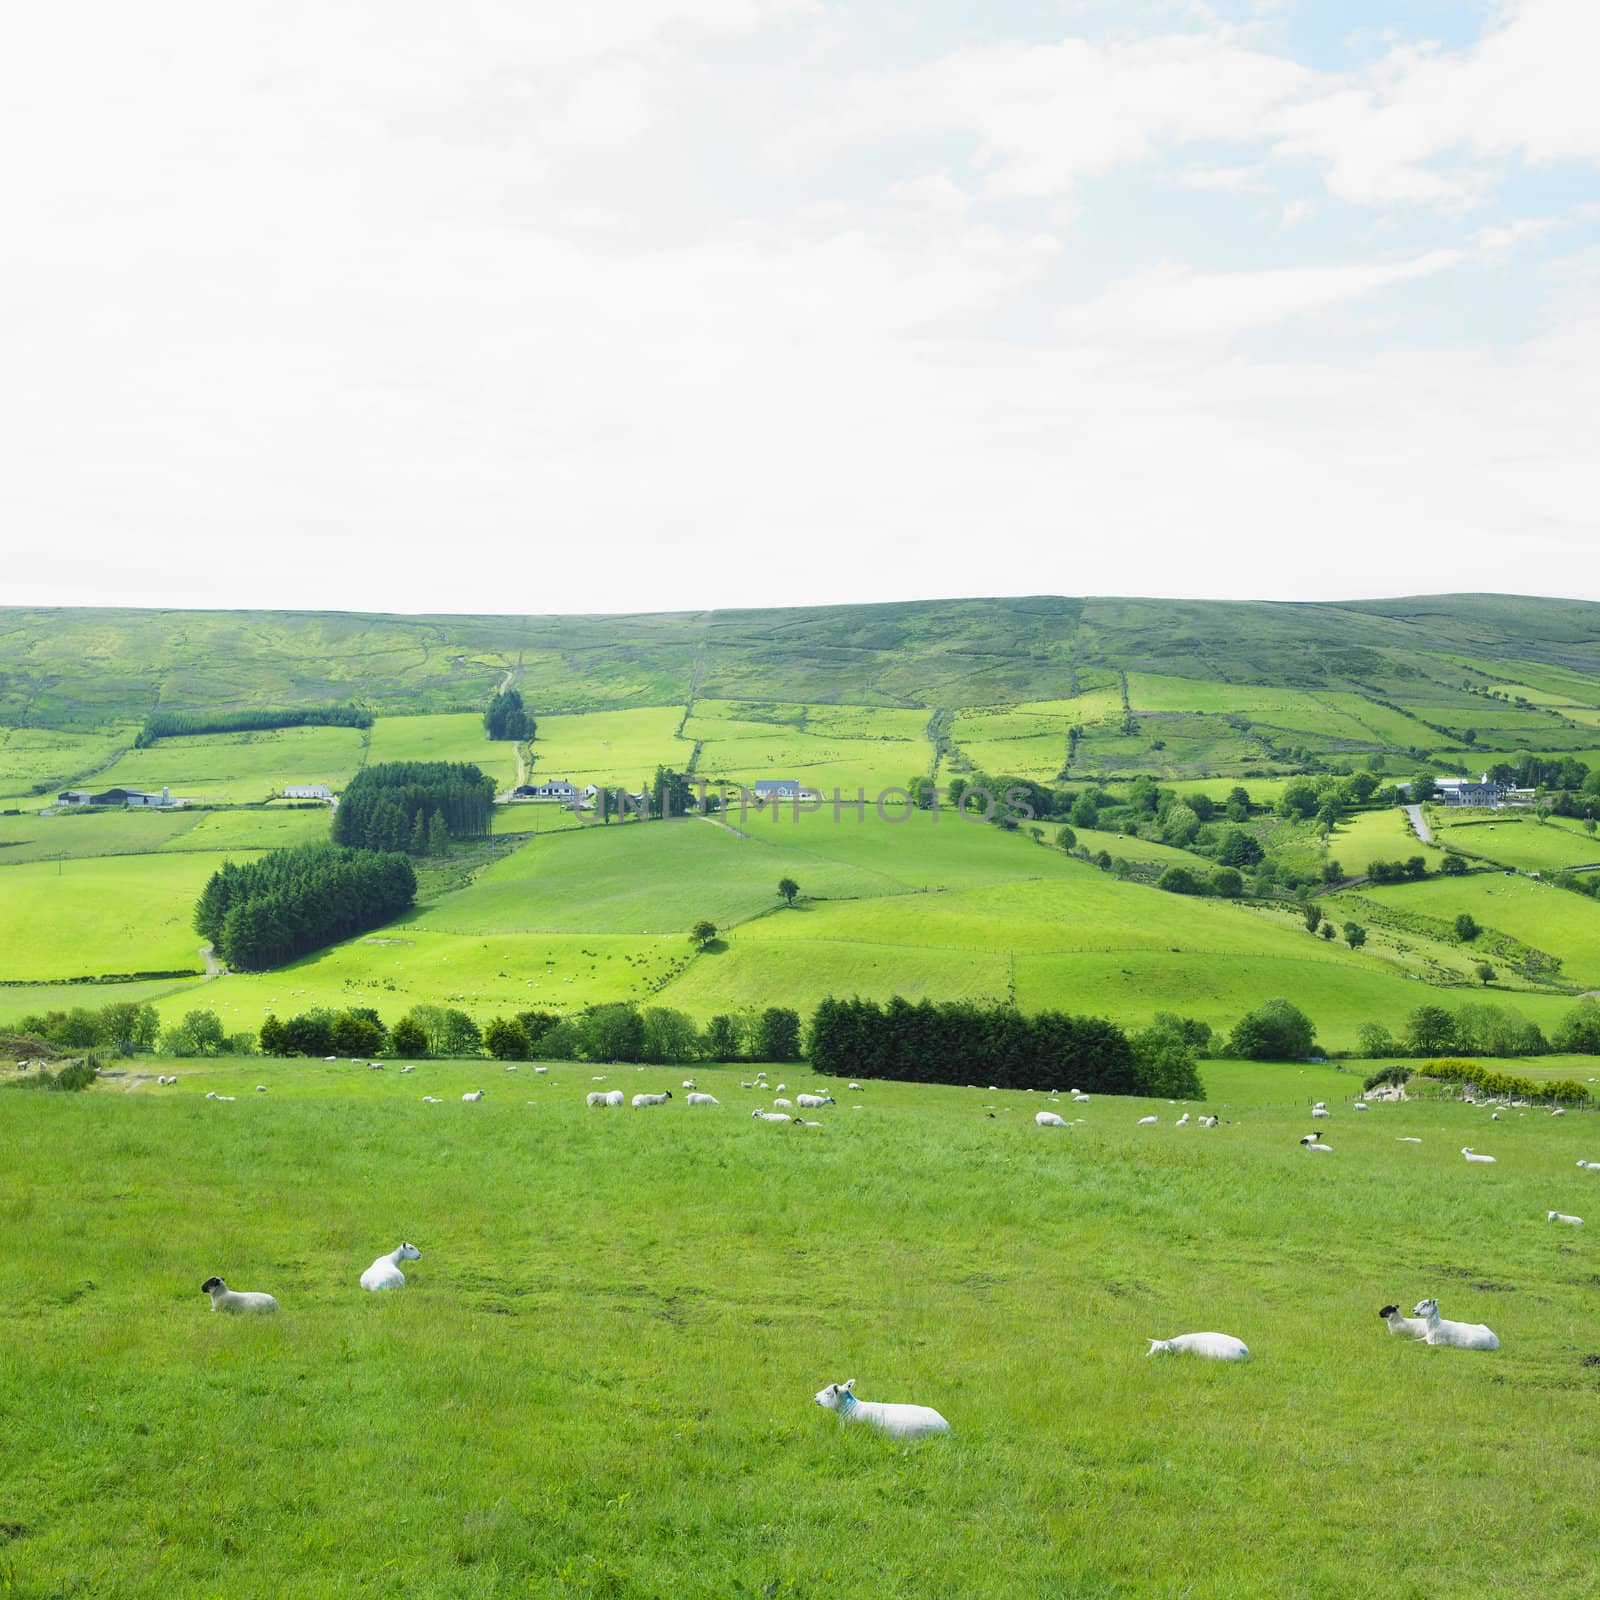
[751,779,821,803]
[283,783,333,800]
[515,779,579,801]
[57,786,183,808]
[1401,773,1538,808]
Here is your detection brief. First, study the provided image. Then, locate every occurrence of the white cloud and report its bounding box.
[1055,249,1467,342]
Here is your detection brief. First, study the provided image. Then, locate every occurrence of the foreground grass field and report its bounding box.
[3,1057,1599,1598]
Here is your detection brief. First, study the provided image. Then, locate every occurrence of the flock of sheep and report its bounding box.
[187,1060,1597,1440]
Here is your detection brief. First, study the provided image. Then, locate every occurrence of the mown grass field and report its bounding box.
[0,852,259,981]
[4,1057,1600,1598]
[366,713,521,790]
[1433,814,1600,874]
[529,707,689,789]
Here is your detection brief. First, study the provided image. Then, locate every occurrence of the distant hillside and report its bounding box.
[3,594,1599,727]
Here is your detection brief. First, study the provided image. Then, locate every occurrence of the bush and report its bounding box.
[1553,997,1600,1054]
[1454,913,1480,942]
[1440,853,1469,876]
[1130,1026,1205,1099]
[1209,867,1243,898]
[1157,866,1206,896]
[390,1016,428,1058]
[1414,1057,1588,1105]
[1228,999,1317,1061]
[1363,1065,1410,1092]
[485,1017,531,1060]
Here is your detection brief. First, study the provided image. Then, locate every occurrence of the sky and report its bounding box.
[2,0,1598,615]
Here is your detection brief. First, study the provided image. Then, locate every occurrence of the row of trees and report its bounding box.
[805,996,1201,1097]
[1413,1057,1589,1104]
[196,844,416,970]
[484,687,533,742]
[136,703,371,746]
[11,999,163,1053]
[1360,997,1600,1060]
[332,761,495,852]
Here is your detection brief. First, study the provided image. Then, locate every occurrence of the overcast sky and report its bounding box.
[3,0,1598,615]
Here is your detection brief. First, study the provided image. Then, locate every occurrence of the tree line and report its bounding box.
[195,843,416,971]
[805,996,1202,1098]
[332,761,495,853]
[484,687,533,742]
[135,704,371,746]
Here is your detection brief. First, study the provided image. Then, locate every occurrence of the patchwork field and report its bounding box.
[0,724,136,803]
[528,706,689,789]
[366,712,521,790]
[1433,815,1600,875]
[81,725,369,803]
[5,1059,1600,1597]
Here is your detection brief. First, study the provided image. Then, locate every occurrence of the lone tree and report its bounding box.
[690,919,718,949]
[777,877,800,907]
[1343,921,1367,949]
[1454,913,1480,942]
[1303,902,1322,934]
[1475,961,1496,986]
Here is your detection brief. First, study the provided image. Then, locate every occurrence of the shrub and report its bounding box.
[1157,866,1206,896]
[390,1016,428,1058]
[485,1017,531,1060]
[1130,1026,1206,1099]
[1454,913,1480,942]
[1363,1065,1410,1092]
[1228,999,1317,1061]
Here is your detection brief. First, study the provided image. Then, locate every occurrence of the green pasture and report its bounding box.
[0,852,258,981]
[1316,693,1445,748]
[0,975,209,1029]
[1355,872,1600,987]
[155,930,692,1031]
[366,712,521,790]
[489,802,589,836]
[5,1059,1600,1597]
[0,806,198,863]
[1432,814,1600,874]
[151,806,332,853]
[83,725,368,803]
[1065,825,1221,872]
[0,724,135,802]
[1333,806,1439,872]
[529,705,689,788]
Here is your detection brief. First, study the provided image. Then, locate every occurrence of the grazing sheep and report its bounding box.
[1411,1298,1499,1351]
[773,1097,793,1110]
[1299,1135,1332,1152]
[462,1090,484,1103]
[586,1091,613,1107]
[814,1379,949,1440]
[685,1092,720,1106]
[201,1277,279,1315]
[1552,1108,1566,1117]
[1036,1111,1068,1127]
[848,1082,862,1091]
[1175,1113,1190,1127]
[1462,1147,1496,1164]
[1396,1137,1423,1143]
[1378,1303,1429,1339]
[741,1081,754,1089]
[632,1091,672,1108]
[1137,1116,1159,1126]
[360,1242,420,1292]
[1354,1102,1369,1111]
[752,1110,793,1124]
[1549,1211,1584,1226]
[504,1064,519,1072]
[1146,1332,1249,1362]
[1577,1161,1600,1171]
[796,1094,834,1109]
[422,1096,441,1103]
[1199,1115,1219,1128]
[604,1089,625,1106]
[1311,1107,1330,1119]
[534,1066,549,1074]
[323,1055,337,1061]
[255,1085,267,1093]
[400,1065,415,1074]
[682,1080,697,1090]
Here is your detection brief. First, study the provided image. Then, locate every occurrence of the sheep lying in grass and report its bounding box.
[1036,1111,1068,1127]
[1146,1332,1249,1362]
[360,1242,420,1292]
[201,1277,279,1314]
[1462,1147,1496,1164]
[685,1092,720,1106]
[1137,1116,1158,1126]
[1578,1161,1600,1171]
[462,1090,484,1103]
[1378,1303,1430,1338]
[1299,1134,1332,1152]
[1549,1211,1584,1226]
[814,1379,950,1439]
[848,1082,862,1091]
[632,1091,672,1108]
[1411,1298,1498,1350]
[1199,1115,1219,1129]
[752,1110,796,1124]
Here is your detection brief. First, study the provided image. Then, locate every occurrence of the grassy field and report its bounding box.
[1432,814,1600,874]
[82,725,369,803]
[0,724,136,803]
[529,706,690,789]
[366,713,521,790]
[0,852,259,981]
[4,1056,1600,1597]
[1332,806,1440,873]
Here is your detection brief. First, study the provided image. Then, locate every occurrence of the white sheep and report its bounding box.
[1411,1298,1498,1350]
[1137,1115,1158,1126]
[1311,1106,1330,1119]
[685,1092,720,1106]
[814,1379,949,1440]
[1175,1113,1190,1127]
[752,1110,794,1124]
[848,1082,862,1091]
[534,1066,549,1075]
[1378,1303,1429,1338]
[255,1085,267,1093]
[1199,1115,1218,1128]
[1146,1332,1248,1362]
[1461,1147,1496,1164]
[360,1242,420,1292]
[741,1081,754,1089]
[773,1097,794,1110]
[682,1080,697,1090]
[632,1091,672,1108]
[1354,1102,1369,1111]
[586,1091,612,1107]
[1036,1111,1068,1127]
[775,1083,786,1093]
[1578,1161,1600,1171]
[796,1094,834,1109]
[422,1095,441,1103]
[604,1089,625,1106]
[1299,1135,1332,1152]
[462,1090,484,1103]
[1548,1211,1584,1226]
[1396,1137,1422,1143]
[201,1276,278,1314]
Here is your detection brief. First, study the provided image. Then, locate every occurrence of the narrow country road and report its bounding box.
[1404,804,1433,844]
